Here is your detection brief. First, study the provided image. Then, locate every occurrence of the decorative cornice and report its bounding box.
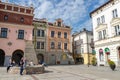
[0,22,33,29]
[0,9,34,16]
[110,17,120,26]
[95,24,107,32]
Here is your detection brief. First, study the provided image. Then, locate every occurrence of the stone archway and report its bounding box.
[37,54,44,64]
[0,49,5,66]
[12,50,24,65]
[118,47,120,61]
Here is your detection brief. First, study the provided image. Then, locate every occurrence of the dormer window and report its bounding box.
[58,22,61,27]
[20,17,24,22]
[4,15,8,21]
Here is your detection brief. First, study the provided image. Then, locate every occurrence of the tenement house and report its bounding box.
[33,18,47,64]
[47,18,74,65]
[90,0,120,66]
[0,1,37,66]
[73,28,94,65]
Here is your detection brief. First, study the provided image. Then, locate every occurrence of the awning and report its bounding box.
[92,49,96,55]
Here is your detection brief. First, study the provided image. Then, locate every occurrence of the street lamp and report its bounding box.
[72,34,76,64]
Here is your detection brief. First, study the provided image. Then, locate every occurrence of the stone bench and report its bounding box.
[9,65,44,74]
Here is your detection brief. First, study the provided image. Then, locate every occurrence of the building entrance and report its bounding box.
[12,50,24,65]
[118,47,120,65]
[0,49,5,66]
[37,54,44,64]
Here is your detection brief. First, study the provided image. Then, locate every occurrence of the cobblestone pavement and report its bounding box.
[0,65,120,80]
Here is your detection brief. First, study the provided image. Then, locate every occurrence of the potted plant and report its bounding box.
[108,59,116,71]
[91,57,97,66]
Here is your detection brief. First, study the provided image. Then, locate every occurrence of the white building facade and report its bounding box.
[90,0,120,66]
[73,28,93,64]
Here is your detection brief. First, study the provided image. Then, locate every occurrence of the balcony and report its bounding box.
[110,17,120,27]
[95,24,107,32]
[95,35,120,47]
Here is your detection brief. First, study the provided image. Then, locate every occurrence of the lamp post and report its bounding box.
[86,31,90,67]
[72,34,76,64]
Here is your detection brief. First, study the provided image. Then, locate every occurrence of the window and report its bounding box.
[98,31,102,40]
[18,30,24,39]
[58,22,61,27]
[20,17,24,22]
[58,42,61,49]
[115,25,120,36]
[41,30,45,37]
[32,28,34,36]
[37,30,41,37]
[101,15,105,23]
[112,9,118,18]
[37,41,40,49]
[51,42,55,49]
[97,17,100,25]
[37,29,45,37]
[58,32,61,38]
[51,31,55,37]
[64,32,67,39]
[64,43,67,50]
[0,28,8,38]
[41,42,44,49]
[103,30,106,39]
[4,15,8,21]
[81,48,84,54]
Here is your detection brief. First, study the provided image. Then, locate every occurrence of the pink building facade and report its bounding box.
[0,1,34,66]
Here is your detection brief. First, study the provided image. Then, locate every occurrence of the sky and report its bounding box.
[2,0,108,32]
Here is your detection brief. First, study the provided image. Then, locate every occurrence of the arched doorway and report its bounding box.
[0,49,5,66]
[118,47,120,64]
[37,54,44,64]
[104,48,110,60]
[12,50,24,65]
[99,49,104,61]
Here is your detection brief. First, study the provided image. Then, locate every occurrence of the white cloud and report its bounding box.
[1,0,107,32]
[33,0,87,26]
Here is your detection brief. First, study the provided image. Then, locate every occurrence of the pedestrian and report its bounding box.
[20,58,24,75]
[7,58,12,73]
[29,60,34,66]
[42,61,48,67]
[11,60,15,66]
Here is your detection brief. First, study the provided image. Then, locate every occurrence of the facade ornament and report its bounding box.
[8,42,12,46]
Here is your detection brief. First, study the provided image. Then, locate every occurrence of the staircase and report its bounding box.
[66,53,75,64]
[24,40,38,64]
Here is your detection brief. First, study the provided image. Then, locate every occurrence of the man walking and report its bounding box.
[20,58,24,75]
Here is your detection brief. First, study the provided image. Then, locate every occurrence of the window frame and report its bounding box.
[64,43,67,50]
[58,42,61,49]
[18,30,24,39]
[64,32,67,39]
[51,42,55,49]
[0,28,8,38]
[4,15,8,21]
[51,31,55,38]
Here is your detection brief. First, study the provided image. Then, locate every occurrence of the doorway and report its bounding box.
[12,50,24,65]
[37,54,44,64]
[0,49,5,66]
[118,47,120,65]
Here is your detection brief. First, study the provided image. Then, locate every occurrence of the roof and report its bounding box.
[90,0,113,17]
[72,29,93,36]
